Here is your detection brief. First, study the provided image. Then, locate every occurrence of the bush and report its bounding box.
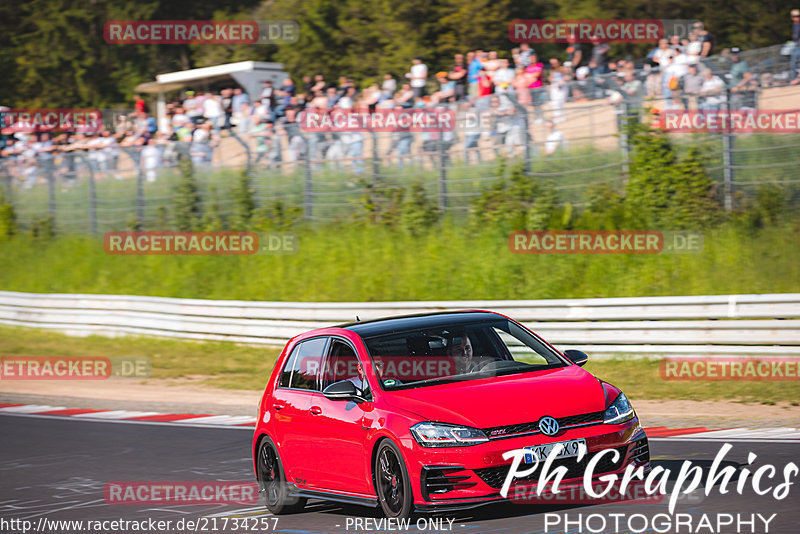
[0,193,17,240]
[172,156,201,231]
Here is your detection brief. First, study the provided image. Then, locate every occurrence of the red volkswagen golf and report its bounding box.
[252,311,649,518]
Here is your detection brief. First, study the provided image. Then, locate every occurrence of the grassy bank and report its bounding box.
[0,221,798,301]
[0,326,797,403]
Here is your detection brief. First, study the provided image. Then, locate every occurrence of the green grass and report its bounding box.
[1,326,797,403]
[0,220,798,301]
[584,358,800,404]
[0,325,280,390]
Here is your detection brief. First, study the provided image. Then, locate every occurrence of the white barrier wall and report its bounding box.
[1,291,798,357]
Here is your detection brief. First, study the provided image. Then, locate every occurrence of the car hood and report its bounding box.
[383,364,606,428]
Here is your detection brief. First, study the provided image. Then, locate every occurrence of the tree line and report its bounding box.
[1,0,795,108]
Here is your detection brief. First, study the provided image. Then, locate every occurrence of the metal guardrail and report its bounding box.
[0,291,798,357]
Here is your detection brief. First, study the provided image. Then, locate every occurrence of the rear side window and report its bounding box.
[278,337,328,391]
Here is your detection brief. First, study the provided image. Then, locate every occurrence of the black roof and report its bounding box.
[340,310,505,338]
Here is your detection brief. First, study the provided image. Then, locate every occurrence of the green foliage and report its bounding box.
[201,186,226,231]
[0,196,17,240]
[400,181,439,236]
[231,171,255,231]
[1,219,798,301]
[2,0,781,107]
[624,121,721,230]
[471,162,560,231]
[30,216,55,240]
[360,179,405,227]
[735,183,799,231]
[172,156,201,231]
[578,182,627,229]
[252,200,302,231]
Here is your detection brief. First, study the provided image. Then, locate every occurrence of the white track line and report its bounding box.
[0,404,66,413]
[71,410,162,419]
[171,415,257,425]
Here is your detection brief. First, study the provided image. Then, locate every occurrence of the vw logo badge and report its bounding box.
[539,416,560,436]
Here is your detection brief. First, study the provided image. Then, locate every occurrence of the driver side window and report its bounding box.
[322,339,370,398]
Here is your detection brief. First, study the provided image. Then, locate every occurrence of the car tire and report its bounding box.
[374,439,413,519]
[256,437,307,514]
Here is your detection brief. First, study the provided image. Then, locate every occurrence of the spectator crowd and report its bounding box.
[4,14,800,186]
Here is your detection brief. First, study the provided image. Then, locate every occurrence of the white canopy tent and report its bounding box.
[134,60,288,131]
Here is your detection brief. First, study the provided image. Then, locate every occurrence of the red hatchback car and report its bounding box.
[252,311,650,518]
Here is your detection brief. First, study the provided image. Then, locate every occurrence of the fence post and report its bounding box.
[136,152,144,230]
[371,131,379,182]
[88,160,97,235]
[438,136,447,212]
[303,146,313,220]
[507,92,531,174]
[620,103,631,179]
[47,170,56,223]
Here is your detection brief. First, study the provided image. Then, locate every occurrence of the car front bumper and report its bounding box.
[407,417,649,509]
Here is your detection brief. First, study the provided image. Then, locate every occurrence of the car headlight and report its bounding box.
[603,393,635,424]
[410,422,489,447]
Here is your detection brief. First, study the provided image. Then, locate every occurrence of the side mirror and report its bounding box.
[563,349,589,367]
[323,380,359,401]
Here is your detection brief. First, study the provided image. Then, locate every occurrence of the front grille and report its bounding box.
[482,411,604,439]
[560,411,605,427]
[631,437,650,464]
[422,467,476,499]
[473,446,627,489]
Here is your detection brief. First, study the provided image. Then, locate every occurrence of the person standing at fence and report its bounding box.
[468,50,484,100]
[681,64,704,109]
[699,69,726,111]
[202,93,223,133]
[386,103,414,169]
[731,71,759,110]
[693,22,714,59]
[140,137,160,182]
[543,120,564,156]
[337,98,364,174]
[548,59,568,123]
[250,118,272,165]
[220,88,233,133]
[407,58,428,99]
[463,100,488,164]
[449,54,468,101]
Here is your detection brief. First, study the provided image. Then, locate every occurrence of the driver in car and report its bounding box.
[448,332,478,373]
[329,360,368,397]
[448,331,498,374]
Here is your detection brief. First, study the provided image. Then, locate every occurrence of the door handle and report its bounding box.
[310,406,323,415]
[272,402,286,411]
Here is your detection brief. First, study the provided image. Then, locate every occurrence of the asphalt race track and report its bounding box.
[1,414,797,534]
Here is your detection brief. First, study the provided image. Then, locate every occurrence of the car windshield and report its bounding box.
[362,318,568,390]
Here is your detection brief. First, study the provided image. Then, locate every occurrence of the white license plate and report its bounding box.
[523,438,586,464]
